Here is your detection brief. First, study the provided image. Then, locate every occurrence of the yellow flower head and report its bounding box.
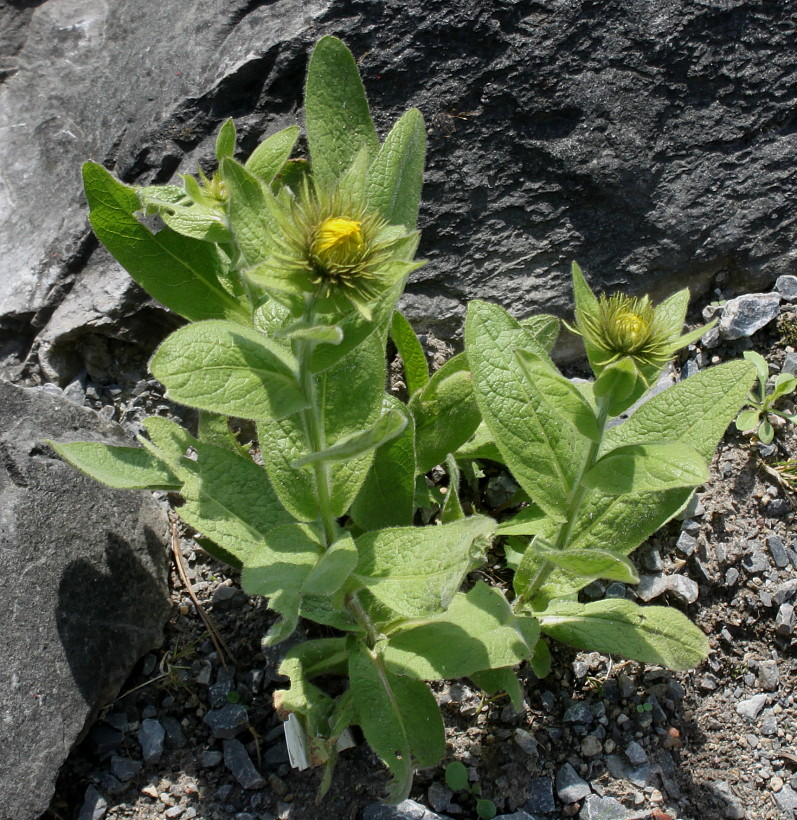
[311,217,366,276]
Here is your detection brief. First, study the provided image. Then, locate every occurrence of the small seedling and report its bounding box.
[735,351,797,444]
[444,762,497,819]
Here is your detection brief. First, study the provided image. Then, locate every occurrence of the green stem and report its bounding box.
[516,396,611,608]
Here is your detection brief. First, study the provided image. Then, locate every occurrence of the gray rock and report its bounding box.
[638,545,663,572]
[264,739,291,767]
[581,735,603,757]
[203,703,249,739]
[514,728,539,757]
[0,382,169,820]
[109,756,142,782]
[776,603,795,636]
[138,718,165,764]
[735,693,767,720]
[742,548,770,574]
[606,754,650,788]
[774,579,797,606]
[775,783,797,814]
[525,776,555,814]
[362,799,448,820]
[775,275,797,301]
[700,326,721,349]
[782,352,797,378]
[757,660,780,691]
[495,814,539,820]
[161,715,186,748]
[766,535,790,568]
[604,582,627,599]
[713,781,746,819]
[555,763,591,803]
[222,739,267,790]
[427,782,453,813]
[719,293,782,340]
[200,750,223,768]
[578,794,629,820]
[665,574,699,605]
[675,531,697,557]
[624,741,648,765]
[3,2,797,380]
[563,702,594,725]
[636,573,667,602]
[77,785,108,820]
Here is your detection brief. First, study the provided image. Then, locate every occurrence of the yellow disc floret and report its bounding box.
[311,217,365,271]
[614,308,649,347]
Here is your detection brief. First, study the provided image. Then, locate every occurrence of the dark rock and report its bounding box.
[718,293,782,340]
[763,498,790,518]
[604,582,627,599]
[525,776,555,814]
[736,693,767,720]
[775,275,797,301]
[773,580,797,606]
[264,739,291,768]
[203,703,250,739]
[606,754,650,788]
[138,718,166,764]
[109,756,142,782]
[624,741,647,765]
[222,739,267,790]
[714,781,746,819]
[766,535,790,568]
[563,702,594,725]
[77,785,108,820]
[200,750,223,768]
[742,548,770,574]
[0,382,169,820]
[427,782,453,813]
[555,763,591,803]
[578,794,629,820]
[362,798,447,819]
[776,603,795,636]
[3,2,797,378]
[97,774,125,796]
[87,723,125,758]
[675,531,697,557]
[161,715,186,748]
[782,352,797,378]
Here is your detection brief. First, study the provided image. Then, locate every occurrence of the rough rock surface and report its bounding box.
[0,381,170,820]
[1,1,796,381]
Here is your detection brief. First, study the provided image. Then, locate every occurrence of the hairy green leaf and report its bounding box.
[48,441,180,490]
[305,37,379,190]
[382,582,538,679]
[301,534,359,597]
[245,126,299,182]
[466,300,586,520]
[367,108,426,230]
[215,118,237,162]
[354,516,495,619]
[151,320,307,420]
[539,599,709,670]
[221,157,275,266]
[470,667,524,712]
[390,310,429,396]
[82,162,248,323]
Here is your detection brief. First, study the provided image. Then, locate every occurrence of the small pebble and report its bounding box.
[736,693,767,720]
[555,762,591,803]
[138,719,165,764]
[223,739,267,790]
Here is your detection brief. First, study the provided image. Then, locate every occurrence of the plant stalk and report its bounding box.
[515,396,611,608]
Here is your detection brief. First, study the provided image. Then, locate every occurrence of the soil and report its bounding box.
[45,295,797,820]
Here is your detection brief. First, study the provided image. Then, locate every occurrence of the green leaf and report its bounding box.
[514,348,600,441]
[291,408,407,469]
[497,505,547,536]
[221,157,274,266]
[445,761,469,792]
[735,408,761,432]
[410,354,482,474]
[530,638,552,679]
[350,397,417,530]
[276,640,339,735]
[178,440,295,566]
[197,410,240,452]
[136,184,229,244]
[743,349,769,390]
[583,442,709,495]
[772,373,797,398]
[276,323,344,346]
[141,416,196,469]
[655,289,690,338]
[477,799,498,820]
[354,516,495,619]
[390,310,429,396]
[301,534,359,597]
[367,108,426,230]
[390,674,446,769]
[241,523,322,597]
[530,539,640,583]
[348,640,413,803]
[245,126,299,182]
[151,320,307,420]
[470,667,524,712]
[539,599,709,671]
[259,332,385,519]
[466,300,586,520]
[215,118,237,162]
[48,441,180,490]
[82,162,248,323]
[527,360,755,606]
[519,314,560,354]
[382,582,538,680]
[305,36,379,190]
[440,454,465,523]
[593,358,640,417]
[758,417,775,444]
[455,422,504,463]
